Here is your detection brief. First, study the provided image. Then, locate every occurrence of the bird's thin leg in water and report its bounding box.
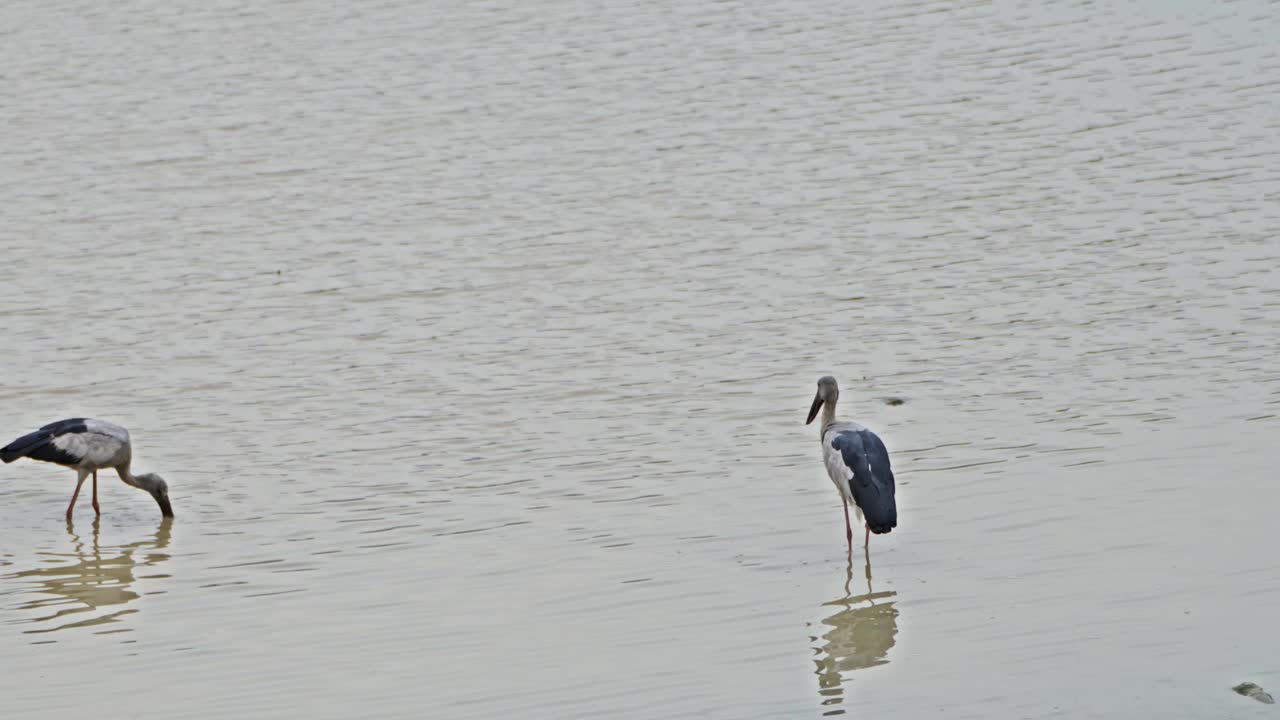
[862,545,874,597]
[864,525,870,549]
[842,496,853,547]
[91,470,100,516]
[66,470,88,521]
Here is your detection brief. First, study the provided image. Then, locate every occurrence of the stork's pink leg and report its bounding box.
[66,472,88,521]
[842,496,853,547]
[91,470,100,516]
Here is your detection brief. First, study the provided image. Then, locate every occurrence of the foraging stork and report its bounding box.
[1,419,173,520]
[806,376,896,548]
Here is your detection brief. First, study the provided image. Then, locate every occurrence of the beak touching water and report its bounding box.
[155,491,174,518]
[806,392,824,425]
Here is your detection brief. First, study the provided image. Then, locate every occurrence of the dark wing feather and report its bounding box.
[831,429,897,534]
[38,418,90,434]
[1,418,89,465]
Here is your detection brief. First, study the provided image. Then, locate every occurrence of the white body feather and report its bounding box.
[51,419,132,469]
[821,420,867,520]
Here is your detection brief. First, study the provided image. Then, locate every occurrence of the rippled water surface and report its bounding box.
[2,0,1279,717]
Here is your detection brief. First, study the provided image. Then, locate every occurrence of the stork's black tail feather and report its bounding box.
[867,516,896,535]
[2,419,88,465]
[0,430,49,463]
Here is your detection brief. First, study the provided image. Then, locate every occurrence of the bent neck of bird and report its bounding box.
[116,464,138,487]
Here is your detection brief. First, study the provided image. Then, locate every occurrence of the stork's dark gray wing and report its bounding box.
[830,428,897,534]
[1,418,90,465]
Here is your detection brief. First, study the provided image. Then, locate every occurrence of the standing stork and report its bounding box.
[1,418,173,520]
[806,376,896,549]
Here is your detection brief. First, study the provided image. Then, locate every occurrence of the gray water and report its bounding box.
[2,0,1279,717]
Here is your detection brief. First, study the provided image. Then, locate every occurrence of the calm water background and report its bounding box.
[2,0,1279,717]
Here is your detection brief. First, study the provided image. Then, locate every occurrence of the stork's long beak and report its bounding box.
[806,392,824,425]
[154,491,174,518]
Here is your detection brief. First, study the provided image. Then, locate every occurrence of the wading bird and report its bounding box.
[806,376,895,548]
[1,419,173,520]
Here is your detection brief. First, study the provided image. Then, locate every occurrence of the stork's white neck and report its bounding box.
[116,463,137,487]
[819,395,838,434]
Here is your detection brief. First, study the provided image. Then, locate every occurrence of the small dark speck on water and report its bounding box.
[881,396,906,406]
[1233,682,1275,704]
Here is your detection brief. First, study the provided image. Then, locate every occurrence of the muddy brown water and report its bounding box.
[2,0,1278,717]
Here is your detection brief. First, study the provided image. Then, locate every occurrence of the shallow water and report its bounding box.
[2,0,1279,717]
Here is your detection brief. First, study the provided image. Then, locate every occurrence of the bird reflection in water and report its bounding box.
[811,548,899,716]
[6,518,172,634]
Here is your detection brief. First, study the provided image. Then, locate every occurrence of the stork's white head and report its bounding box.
[806,375,839,425]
